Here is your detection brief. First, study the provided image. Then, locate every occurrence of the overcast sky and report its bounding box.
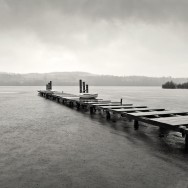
[0,0,188,77]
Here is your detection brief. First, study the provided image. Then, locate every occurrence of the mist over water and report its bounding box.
[0,86,188,188]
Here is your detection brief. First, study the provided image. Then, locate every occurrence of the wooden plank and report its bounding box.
[127,110,188,117]
[91,103,123,107]
[112,106,164,113]
[62,96,80,99]
[83,100,111,104]
[99,105,136,109]
[149,116,188,126]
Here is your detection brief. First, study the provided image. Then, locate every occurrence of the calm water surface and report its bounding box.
[0,86,188,188]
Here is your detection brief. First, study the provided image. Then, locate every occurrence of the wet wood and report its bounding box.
[38,89,188,148]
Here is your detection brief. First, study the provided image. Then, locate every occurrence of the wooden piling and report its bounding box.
[90,107,94,114]
[159,127,168,137]
[106,111,111,120]
[83,82,86,93]
[79,80,82,93]
[76,102,80,110]
[86,84,89,93]
[134,120,139,130]
[49,81,52,90]
[185,134,188,150]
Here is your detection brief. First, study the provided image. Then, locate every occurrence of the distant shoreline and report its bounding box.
[1,72,188,87]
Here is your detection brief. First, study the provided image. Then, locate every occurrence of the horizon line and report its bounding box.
[0,71,187,79]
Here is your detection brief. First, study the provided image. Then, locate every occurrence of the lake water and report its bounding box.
[0,86,188,188]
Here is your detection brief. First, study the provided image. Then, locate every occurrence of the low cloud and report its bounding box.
[0,0,188,76]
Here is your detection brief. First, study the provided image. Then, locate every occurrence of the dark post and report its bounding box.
[79,80,82,93]
[86,84,89,93]
[185,134,188,150]
[90,107,94,114]
[83,82,86,93]
[46,84,48,90]
[48,83,50,90]
[106,111,111,120]
[49,81,52,90]
[120,98,123,105]
[134,120,139,130]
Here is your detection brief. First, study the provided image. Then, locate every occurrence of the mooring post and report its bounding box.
[47,82,51,90]
[134,120,139,130]
[86,84,89,93]
[83,82,86,93]
[79,80,82,93]
[120,98,123,105]
[49,81,52,90]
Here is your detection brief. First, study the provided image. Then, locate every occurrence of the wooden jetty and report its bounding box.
[38,80,188,149]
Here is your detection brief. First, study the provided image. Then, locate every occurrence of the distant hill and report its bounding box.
[0,72,188,86]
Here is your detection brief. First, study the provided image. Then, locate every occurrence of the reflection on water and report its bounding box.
[0,86,187,188]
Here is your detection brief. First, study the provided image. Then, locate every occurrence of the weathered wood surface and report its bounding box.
[149,116,188,126]
[82,100,111,104]
[127,110,188,117]
[99,104,147,110]
[91,103,125,107]
[38,90,188,147]
[112,108,165,113]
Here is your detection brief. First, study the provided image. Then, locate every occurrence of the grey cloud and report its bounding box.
[0,0,188,76]
[0,0,187,47]
[1,0,188,27]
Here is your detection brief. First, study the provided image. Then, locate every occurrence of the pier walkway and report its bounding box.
[38,90,188,149]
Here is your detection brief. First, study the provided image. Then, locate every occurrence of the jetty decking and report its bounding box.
[38,89,188,149]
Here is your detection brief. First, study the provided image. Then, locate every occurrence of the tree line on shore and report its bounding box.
[162,81,188,89]
[1,72,188,86]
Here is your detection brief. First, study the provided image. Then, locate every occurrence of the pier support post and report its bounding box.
[159,127,168,137]
[134,120,139,130]
[106,111,111,120]
[70,101,74,108]
[90,107,94,114]
[86,84,89,93]
[112,113,118,122]
[79,80,82,93]
[83,82,86,93]
[76,102,80,110]
[185,134,188,150]
[49,81,52,90]
[120,98,123,105]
